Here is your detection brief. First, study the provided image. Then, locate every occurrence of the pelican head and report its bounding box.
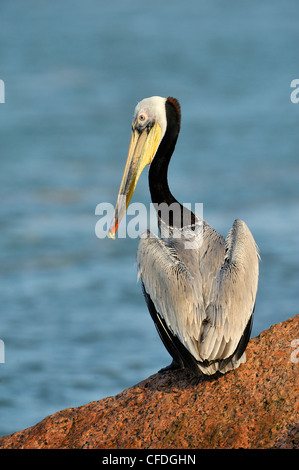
[108,96,168,238]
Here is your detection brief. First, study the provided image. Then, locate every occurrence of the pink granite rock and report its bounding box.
[0,315,298,449]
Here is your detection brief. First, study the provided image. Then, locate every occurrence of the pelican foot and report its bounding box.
[159,360,184,373]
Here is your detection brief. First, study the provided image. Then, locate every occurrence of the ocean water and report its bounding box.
[0,0,298,437]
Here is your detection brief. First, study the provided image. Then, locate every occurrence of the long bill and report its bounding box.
[108,121,162,239]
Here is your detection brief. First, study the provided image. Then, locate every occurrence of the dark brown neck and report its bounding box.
[149,97,196,229]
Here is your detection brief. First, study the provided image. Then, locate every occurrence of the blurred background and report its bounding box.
[0,0,298,436]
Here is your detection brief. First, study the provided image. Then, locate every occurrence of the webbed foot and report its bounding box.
[159,359,184,373]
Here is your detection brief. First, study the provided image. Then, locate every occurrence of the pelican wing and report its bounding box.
[199,219,259,364]
[137,229,204,361]
[137,219,259,374]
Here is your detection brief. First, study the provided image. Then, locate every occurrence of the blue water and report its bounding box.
[0,0,298,437]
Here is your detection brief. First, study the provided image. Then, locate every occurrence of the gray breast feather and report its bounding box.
[137,219,259,365]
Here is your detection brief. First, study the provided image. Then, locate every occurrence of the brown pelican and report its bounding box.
[109,96,259,376]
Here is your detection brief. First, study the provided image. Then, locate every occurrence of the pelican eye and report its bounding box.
[135,113,151,132]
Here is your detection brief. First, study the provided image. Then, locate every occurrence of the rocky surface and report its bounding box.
[0,314,298,449]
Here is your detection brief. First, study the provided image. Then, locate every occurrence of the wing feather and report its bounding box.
[137,219,259,374]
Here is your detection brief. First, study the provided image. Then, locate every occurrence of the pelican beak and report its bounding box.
[109,121,162,238]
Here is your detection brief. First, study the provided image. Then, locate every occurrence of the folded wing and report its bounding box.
[137,219,259,375]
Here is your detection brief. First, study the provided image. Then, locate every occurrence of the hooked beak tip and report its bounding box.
[108,230,116,240]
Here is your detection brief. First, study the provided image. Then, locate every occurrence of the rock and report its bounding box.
[0,315,298,449]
